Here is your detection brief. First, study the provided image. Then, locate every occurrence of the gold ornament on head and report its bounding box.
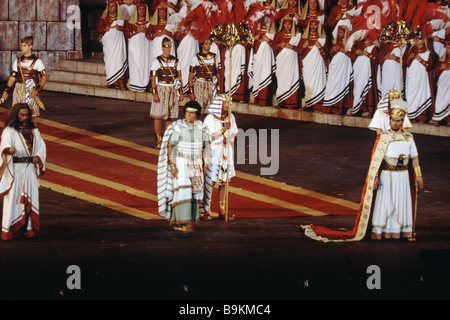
[390,99,408,119]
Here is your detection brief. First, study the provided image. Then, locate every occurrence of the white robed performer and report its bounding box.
[274,15,302,108]
[171,1,200,94]
[223,44,247,97]
[405,40,433,121]
[301,99,423,243]
[431,42,450,124]
[125,4,152,92]
[203,94,238,220]
[147,5,176,64]
[0,104,46,240]
[323,23,353,113]
[351,38,378,116]
[378,43,406,99]
[369,89,412,134]
[157,101,212,232]
[98,0,128,88]
[299,19,327,110]
[371,99,423,241]
[248,24,276,105]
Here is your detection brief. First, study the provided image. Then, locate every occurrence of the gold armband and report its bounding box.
[414,166,422,177]
[152,87,157,95]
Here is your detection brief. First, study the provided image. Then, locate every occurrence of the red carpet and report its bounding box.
[0,112,358,220]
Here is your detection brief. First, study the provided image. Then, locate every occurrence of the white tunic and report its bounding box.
[372,133,418,236]
[0,127,46,240]
[203,113,238,183]
[127,22,152,92]
[101,19,128,84]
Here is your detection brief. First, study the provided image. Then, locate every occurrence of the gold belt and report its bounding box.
[383,163,408,172]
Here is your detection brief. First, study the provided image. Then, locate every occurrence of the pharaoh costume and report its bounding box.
[302,100,420,242]
[203,94,239,186]
[189,47,220,112]
[10,55,46,117]
[157,118,212,226]
[298,19,328,111]
[97,1,128,88]
[405,41,434,122]
[369,91,412,133]
[0,125,46,240]
[124,4,152,92]
[323,24,353,114]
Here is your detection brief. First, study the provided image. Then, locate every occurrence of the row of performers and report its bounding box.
[97,0,450,125]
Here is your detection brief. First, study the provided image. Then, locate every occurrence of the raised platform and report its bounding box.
[44,58,450,137]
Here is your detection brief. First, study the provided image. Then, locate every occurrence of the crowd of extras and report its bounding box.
[97,0,450,126]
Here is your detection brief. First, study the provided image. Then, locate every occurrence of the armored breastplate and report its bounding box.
[16,56,39,84]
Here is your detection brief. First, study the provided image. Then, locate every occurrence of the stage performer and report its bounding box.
[405,39,434,123]
[323,24,353,115]
[272,15,302,109]
[430,40,450,125]
[302,99,423,242]
[298,0,325,30]
[157,101,212,232]
[326,0,354,30]
[248,19,276,106]
[350,36,379,117]
[173,1,200,95]
[275,0,302,30]
[188,39,220,113]
[97,0,128,90]
[378,41,405,99]
[1,36,47,117]
[124,3,151,92]
[369,89,412,134]
[298,18,328,111]
[150,37,184,149]
[202,94,238,220]
[0,103,46,240]
[146,4,176,67]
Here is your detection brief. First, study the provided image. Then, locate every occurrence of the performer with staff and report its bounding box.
[202,94,238,221]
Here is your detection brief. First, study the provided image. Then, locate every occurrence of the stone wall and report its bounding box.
[0,0,83,80]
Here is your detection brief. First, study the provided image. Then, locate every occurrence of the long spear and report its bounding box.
[210,23,253,221]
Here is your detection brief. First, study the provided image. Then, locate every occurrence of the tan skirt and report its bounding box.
[13,83,40,116]
[193,80,214,113]
[150,84,179,120]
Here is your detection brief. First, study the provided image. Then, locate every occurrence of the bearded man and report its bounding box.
[0,103,46,240]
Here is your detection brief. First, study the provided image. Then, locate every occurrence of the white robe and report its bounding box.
[101,19,128,85]
[380,47,405,98]
[275,33,301,103]
[372,133,418,237]
[405,51,432,119]
[177,33,199,93]
[248,35,276,99]
[0,127,46,240]
[224,44,246,96]
[352,45,375,113]
[127,22,152,92]
[323,51,353,106]
[302,38,327,107]
[203,113,238,183]
[432,69,450,122]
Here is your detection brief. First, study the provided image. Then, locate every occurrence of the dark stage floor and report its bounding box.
[0,90,449,303]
